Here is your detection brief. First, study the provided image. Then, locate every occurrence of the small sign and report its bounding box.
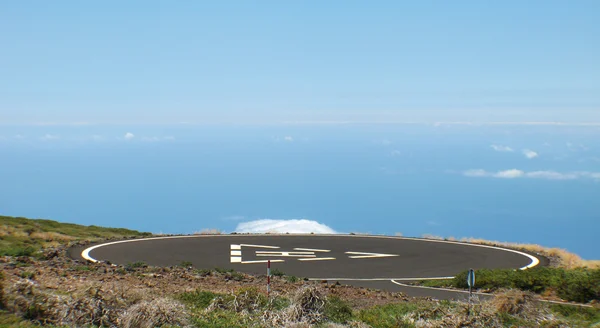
[467,269,475,288]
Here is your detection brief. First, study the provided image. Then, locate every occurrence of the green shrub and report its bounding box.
[0,272,5,310]
[358,303,419,328]
[285,275,299,283]
[178,290,220,309]
[0,246,37,257]
[445,267,600,303]
[74,265,91,272]
[125,261,146,270]
[324,296,353,324]
[271,268,285,277]
[214,267,234,274]
[550,304,600,323]
[20,272,35,280]
[179,261,193,268]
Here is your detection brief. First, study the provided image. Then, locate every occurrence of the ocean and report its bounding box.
[1,123,599,259]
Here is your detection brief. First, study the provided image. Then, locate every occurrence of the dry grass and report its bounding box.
[119,298,191,328]
[418,235,600,269]
[29,231,75,242]
[421,234,444,240]
[261,286,327,327]
[491,289,536,315]
[0,225,28,238]
[193,229,223,235]
[459,237,600,269]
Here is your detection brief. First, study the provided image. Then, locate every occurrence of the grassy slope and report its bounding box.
[0,215,151,256]
[1,215,599,327]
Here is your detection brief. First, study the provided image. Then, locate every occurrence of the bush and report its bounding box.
[179,261,193,268]
[550,304,600,323]
[0,246,37,257]
[286,275,300,283]
[119,298,190,328]
[323,296,353,324]
[125,261,146,270]
[0,272,5,310]
[178,290,220,309]
[358,303,419,328]
[448,267,600,303]
[491,289,535,315]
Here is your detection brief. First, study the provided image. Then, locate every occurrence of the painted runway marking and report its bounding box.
[240,244,280,249]
[256,251,316,257]
[293,248,331,252]
[345,251,399,259]
[298,257,336,261]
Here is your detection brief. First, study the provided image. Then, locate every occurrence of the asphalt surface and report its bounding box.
[71,235,546,300]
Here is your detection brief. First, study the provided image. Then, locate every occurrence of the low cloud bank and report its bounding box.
[235,219,337,234]
[464,169,600,181]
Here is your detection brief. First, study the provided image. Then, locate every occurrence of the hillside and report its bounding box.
[1,215,599,327]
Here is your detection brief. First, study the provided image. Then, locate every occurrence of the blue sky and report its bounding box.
[1,1,599,124]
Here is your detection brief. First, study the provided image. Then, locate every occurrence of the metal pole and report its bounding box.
[468,285,472,317]
[267,260,271,297]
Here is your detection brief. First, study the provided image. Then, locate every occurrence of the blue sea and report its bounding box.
[1,123,599,259]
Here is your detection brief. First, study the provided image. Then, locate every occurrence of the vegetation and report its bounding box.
[2,215,600,327]
[421,234,600,269]
[418,267,600,303]
[0,215,151,257]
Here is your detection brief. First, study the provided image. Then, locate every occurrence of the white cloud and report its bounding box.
[41,134,59,141]
[522,149,539,159]
[494,169,525,178]
[124,132,135,140]
[380,139,392,146]
[463,169,488,177]
[390,150,402,157]
[284,136,294,142]
[235,219,337,234]
[490,145,514,152]
[463,169,600,181]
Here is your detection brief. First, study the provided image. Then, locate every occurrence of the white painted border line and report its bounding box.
[81,233,541,271]
[241,260,285,264]
[81,235,207,263]
[391,280,489,296]
[309,276,454,281]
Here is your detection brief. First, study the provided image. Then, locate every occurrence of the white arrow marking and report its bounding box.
[345,251,399,259]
